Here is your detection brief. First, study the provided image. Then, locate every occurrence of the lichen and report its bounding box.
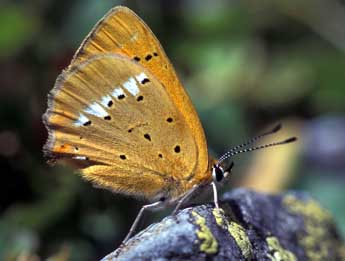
[283,195,331,223]
[266,236,296,261]
[192,210,218,254]
[212,208,225,227]
[212,208,253,259]
[283,194,334,260]
[228,221,253,259]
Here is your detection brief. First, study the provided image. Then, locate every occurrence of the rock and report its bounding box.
[102,188,345,260]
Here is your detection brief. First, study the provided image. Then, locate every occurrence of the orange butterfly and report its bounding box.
[43,6,296,243]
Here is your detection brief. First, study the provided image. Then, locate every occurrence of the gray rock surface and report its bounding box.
[102,188,345,260]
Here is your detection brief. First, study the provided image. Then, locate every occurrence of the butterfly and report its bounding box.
[43,6,296,243]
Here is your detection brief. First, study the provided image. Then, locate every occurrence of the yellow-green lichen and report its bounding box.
[212,208,225,227]
[283,195,331,223]
[212,208,253,259]
[266,236,296,261]
[228,221,253,259]
[283,194,335,260]
[192,211,218,254]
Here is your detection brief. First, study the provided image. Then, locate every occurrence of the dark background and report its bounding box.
[1,0,345,260]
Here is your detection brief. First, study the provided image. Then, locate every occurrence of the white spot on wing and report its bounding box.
[101,95,113,107]
[135,72,148,83]
[74,113,90,127]
[130,32,138,42]
[123,77,140,96]
[84,102,108,117]
[111,87,125,98]
[73,156,87,160]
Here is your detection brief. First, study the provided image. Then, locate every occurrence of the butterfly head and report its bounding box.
[211,161,234,183]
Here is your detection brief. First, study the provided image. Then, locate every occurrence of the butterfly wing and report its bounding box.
[44,54,200,200]
[69,6,209,182]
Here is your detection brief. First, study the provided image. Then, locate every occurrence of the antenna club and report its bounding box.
[272,123,282,133]
[283,137,297,143]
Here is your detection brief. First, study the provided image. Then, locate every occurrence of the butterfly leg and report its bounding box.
[172,184,199,215]
[211,182,220,209]
[123,200,164,243]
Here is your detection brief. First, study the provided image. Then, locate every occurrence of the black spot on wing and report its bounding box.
[83,120,92,126]
[107,100,113,107]
[141,78,150,84]
[144,133,151,141]
[145,54,152,61]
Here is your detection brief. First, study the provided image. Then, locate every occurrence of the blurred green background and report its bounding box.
[1,0,345,260]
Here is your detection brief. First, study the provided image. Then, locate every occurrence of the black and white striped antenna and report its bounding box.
[217,123,297,165]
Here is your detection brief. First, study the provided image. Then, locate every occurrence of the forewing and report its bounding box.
[70,6,209,179]
[43,54,198,200]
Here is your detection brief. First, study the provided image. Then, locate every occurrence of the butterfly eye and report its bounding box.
[212,165,224,182]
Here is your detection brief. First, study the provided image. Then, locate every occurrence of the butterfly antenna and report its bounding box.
[217,137,297,165]
[217,123,283,163]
